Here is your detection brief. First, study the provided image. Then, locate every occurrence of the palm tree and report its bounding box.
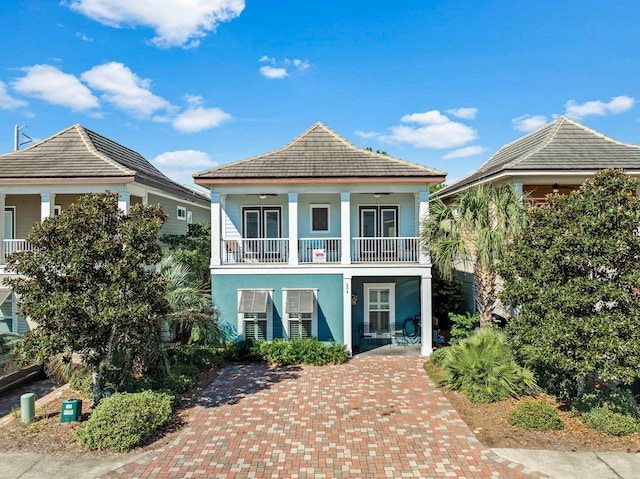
[423,183,527,327]
[155,255,219,344]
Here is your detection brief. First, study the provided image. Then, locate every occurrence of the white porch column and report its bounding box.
[288,193,299,265]
[40,192,56,221]
[211,192,221,266]
[420,272,434,356]
[511,180,523,196]
[118,192,130,214]
[0,194,5,264]
[340,192,351,264]
[417,191,429,264]
[343,274,353,354]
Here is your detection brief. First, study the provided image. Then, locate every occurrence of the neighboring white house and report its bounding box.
[0,123,210,334]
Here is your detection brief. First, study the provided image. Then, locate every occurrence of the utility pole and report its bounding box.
[14,124,32,151]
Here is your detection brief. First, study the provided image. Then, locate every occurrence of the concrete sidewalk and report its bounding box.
[3,357,640,478]
[3,449,640,479]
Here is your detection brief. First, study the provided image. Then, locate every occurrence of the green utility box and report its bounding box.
[60,399,82,423]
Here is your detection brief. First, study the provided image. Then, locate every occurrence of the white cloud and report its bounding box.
[68,0,245,48]
[81,62,172,118]
[379,110,478,149]
[172,106,231,132]
[11,65,99,111]
[259,66,288,79]
[512,114,548,132]
[152,149,217,187]
[0,81,28,109]
[446,107,478,120]
[441,145,486,159]
[565,95,635,120]
[355,130,378,139]
[292,59,310,71]
[258,56,310,79]
[401,110,449,125]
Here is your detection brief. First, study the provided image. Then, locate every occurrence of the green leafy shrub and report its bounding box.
[438,327,537,403]
[74,391,173,452]
[509,400,564,431]
[447,311,479,344]
[255,338,349,366]
[582,406,640,436]
[572,388,640,418]
[222,339,263,363]
[69,370,94,396]
[429,346,450,367]
[171,345,222,370]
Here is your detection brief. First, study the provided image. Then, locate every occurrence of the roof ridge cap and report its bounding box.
[75,125,137,175]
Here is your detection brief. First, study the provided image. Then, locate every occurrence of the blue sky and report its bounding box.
[1,1,640,189]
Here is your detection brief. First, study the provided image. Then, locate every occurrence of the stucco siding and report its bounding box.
[213,273,344,343]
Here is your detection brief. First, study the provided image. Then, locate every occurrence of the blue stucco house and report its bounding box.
[194,123,445,355]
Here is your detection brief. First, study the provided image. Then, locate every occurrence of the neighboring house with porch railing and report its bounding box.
[432,116,640,315]
[0,123,210,334]
[194,122,446,355]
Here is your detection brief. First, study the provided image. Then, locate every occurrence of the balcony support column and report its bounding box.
[40,192,56,221]
[341,192,351,264]
[420,272,434,357]
[343,274,353,354]
[211,193,221,266]
[417,191,429,264]
[118,192,129,214]
[0,194,5,264]
[288,193,298,266]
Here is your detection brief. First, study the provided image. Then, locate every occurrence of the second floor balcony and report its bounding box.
[221,236,424,265]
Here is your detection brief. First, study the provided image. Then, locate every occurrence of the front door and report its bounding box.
[363,283,395,336]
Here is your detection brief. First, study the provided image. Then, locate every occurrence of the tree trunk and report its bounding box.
[91,365,102,408]
[474,264,496,328]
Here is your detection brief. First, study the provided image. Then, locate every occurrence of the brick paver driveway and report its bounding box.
[104,357,543,478]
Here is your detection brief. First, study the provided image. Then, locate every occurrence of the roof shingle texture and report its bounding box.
[0,124,207,204]
[435,116,640,197]
[195,122,446,180]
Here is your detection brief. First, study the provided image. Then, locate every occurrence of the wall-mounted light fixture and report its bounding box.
[552,183,560,194]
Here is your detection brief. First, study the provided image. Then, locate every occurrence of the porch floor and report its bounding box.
[356,342,422,357]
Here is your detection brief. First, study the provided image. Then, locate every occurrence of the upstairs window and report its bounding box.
[311,205,329,232]
[177,206,187,221]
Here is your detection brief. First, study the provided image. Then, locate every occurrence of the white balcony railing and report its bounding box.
[352,237,420,263]
[2,239,34,264]
[299,238,341,263]
[221,236,421,265]
[223,238,289,264]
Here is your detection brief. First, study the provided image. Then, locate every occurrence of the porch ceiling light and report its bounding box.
[259,194,267,199]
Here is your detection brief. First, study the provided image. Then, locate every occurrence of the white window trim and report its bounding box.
[282,288,318,339]
[363,283,395,336]
[310,204,330,233]
[237,289,273,340]
[177,206,187,221]
[186,210,193,224]
[54,205,61,216]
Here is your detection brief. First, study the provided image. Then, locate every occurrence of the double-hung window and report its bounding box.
[284,289,317,339]
[238,290,272,341]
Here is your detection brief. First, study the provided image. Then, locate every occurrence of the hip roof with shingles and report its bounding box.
[194,122,446,182]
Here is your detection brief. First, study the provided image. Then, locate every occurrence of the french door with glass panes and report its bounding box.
[243,207,282,260]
